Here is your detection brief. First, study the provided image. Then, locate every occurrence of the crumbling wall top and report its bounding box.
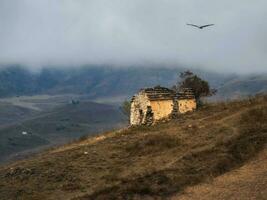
[140,86,176,101]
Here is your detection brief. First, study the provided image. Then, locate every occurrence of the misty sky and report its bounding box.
[0,0,266,73]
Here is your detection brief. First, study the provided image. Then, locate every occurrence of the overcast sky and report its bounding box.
[0,0,266,73]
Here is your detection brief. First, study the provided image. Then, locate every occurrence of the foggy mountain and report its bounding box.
[0,65,266,100]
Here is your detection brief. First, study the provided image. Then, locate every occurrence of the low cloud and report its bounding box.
[0,0,266,73]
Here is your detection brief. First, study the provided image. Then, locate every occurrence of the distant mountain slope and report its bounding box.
[0,101,125,164]
[0,65,266,100]
[0,66,189,97]
[0,95,266,199]
[215,75,267,100]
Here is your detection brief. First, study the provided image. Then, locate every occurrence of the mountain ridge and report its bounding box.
[1,66,266,100]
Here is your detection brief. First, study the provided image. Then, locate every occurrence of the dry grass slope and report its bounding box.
[0,95,267,200]
[172,147,267,200]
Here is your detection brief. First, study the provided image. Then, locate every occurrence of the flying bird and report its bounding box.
[187,24,215,29]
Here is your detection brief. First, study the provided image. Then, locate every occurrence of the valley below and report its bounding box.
[0,94,126,164]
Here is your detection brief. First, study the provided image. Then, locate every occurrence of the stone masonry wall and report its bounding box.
[150,100,174,121]
[177,99,197,113]
[130,92,151,125]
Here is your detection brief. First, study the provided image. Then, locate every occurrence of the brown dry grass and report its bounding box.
[171,145,267,200]
[0,95,266,200]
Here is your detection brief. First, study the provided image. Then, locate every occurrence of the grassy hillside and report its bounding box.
[0,95,266,200]
[0,103,38,126]
[173,147,267,200]
[0,101,125,164]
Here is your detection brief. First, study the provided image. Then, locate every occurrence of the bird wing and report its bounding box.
[186,24,200,28]
[200,24,214,28]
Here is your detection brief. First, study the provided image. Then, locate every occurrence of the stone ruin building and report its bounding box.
[130,86,196,126]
